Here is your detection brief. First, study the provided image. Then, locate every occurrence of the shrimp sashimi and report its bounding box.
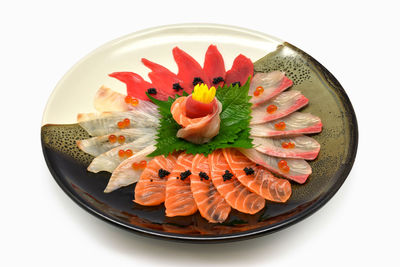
[77,128,156,157]
[134,154,177,206]
[208,150,265,214]
[249,72,293,107]
[250,112,322,137]
[252,135,320,160]
[104,145,156,193]
[165,153,198,217]
[191,154,231,223]
[250,90,309,124]
[239,148,312,184]
[223,148,292,202]
[171,97,222,144]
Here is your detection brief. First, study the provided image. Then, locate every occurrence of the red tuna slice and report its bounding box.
[141,58,191,95]
[251,135,321,160]
[224,54,253,87]
[173,47,210,90]
[109,72,169,101]
[223,148,292,203]
[251,90,309,124]
[203,45,226,88]
[249,72,293,107]
[250,112,322,137]
[239,148,312,184]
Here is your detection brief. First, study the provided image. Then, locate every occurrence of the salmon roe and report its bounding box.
[282,142,295,149]
[131,98,139,106]
[266,104,278,114]
[125,96,139,106]
[253,86,264,97]
[124,95,132,104]
[274,121,286,130]
[278,160,290,172]
[117,121,125,129]
[132,160,147,169]
[123,118,130,127]
[125,149,133,157]
[118,150,125,158]
[108,134,117,143]
[117,135,125,144]
[139,160,147,168]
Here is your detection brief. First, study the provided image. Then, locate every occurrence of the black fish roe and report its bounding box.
[212,76,224,84]
[192,77,204,86]
[158,168,170,178]
[180,170,192,180]
[222,170,233,181]
[199,172,209,181]
[150,179,153,182]
[172,83,183,91]
[243,167,255,175]
[147,88,157,95]
[231,82,241,87]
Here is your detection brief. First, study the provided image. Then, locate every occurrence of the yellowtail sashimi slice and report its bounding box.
[252,135,320,160]
[250,112,322,137]
[104,145,156,193]
[77,110,159,136]
[77,128,156,156]
[249,71,293,107]
[87,135,155,173]
[223,148,292,202]
[251,90,308,124]
[191,154,231,223]
[239,148,311,184]
[94,86,159,114]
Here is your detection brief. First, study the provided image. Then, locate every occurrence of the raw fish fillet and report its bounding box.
[239,148,312,184]
[77,110,159,136]
[223,148,291,202]
[165,153,198,217]
[104,145,156,193]
[77,128,156,157]
[203,45,226,88]
[94,86,159,114]
[191,154,231,223]
[252,135,320,160]
[249,72,293,107]
[87,135,156,173]
[171,96,222,144]
[224,54,253,87]
[250,112,322,137]
[251,90,309,124]
[208,150,265,214]
[134,154,177,206]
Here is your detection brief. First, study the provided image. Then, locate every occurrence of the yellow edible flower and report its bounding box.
[191,83,216,104]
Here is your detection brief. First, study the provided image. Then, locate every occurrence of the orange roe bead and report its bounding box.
[266,104,278,114]
[256,86,264,93]
[274,121,286,130]
[117,121,125,129]
[125,149,133,157]
[123,118,130,127]
[278,160,288,170]
[281,165,290,173]
[108,134,117,143]
[118,150,125,158]
[289,142,296,149]
[139,160,147,168]
[130,98,139,106]
[253,90,261,97]
[282,142,290,149]
[117,135,125,144]
[125,95,132,104]
[132,162,140,169]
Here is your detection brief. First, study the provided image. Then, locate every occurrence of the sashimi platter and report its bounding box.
[41,25,358,241]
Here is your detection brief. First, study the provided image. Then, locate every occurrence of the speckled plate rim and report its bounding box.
[42,23,358,243]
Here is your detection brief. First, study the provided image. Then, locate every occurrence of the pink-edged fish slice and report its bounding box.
[141,58,191,95]
[203,45,226,88]
[249,71,293,107]
[251,90,309,124]
[239,148,312,184]
[109,72,170,101]
[250,112,322,137]
[251,135,321,160]
[224,54,253,87]
[173,47,211,90]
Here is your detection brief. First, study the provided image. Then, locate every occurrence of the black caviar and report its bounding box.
[231,82,241,87]
[199,171,209,181]
[158,168,170,178]
[243,167,255,175]
[180,170,192,180]
[212,76,224,84]
[147,88,157,95]
[222,170,233,181]
[192,77,204,86]
[172,83,183,91]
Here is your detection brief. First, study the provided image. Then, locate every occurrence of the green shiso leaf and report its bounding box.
[147,77,253,157]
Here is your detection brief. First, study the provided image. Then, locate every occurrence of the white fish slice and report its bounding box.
[94,86,159,115]
[250,112,322,137]
[251,90,308,124]
[77,110,159,136]
[87,135,156,173]
[77,128,156,157]
[239,148,312,184]
[104,145,156,193]
[249,71,293,107]
[251,135,320,160]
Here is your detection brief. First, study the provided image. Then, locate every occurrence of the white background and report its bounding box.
[1,0,399,266]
